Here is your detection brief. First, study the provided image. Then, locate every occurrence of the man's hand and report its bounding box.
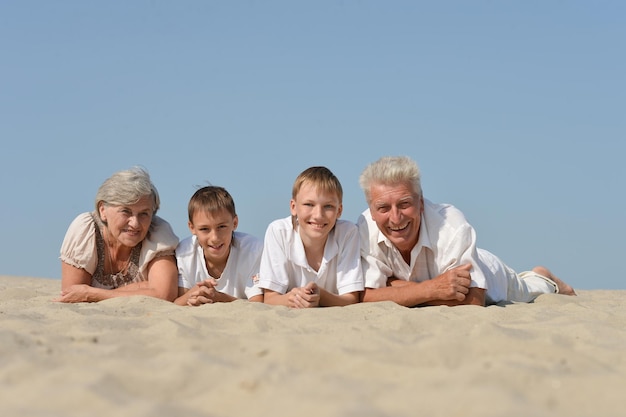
[432,263,472,301]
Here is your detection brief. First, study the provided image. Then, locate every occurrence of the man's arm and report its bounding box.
[421,287,485,307]
[362,264,475,307]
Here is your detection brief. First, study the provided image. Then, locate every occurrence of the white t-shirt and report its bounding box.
[176,232,263,300]
[258,217,364,295]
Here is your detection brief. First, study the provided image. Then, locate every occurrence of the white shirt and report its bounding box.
[258,217,364,295]
[358,199,490,290]
[176,232,263,300]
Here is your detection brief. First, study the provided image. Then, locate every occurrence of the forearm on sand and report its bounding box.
[319,288,360,307]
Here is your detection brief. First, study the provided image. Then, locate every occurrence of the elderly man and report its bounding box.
[357,156,575,307]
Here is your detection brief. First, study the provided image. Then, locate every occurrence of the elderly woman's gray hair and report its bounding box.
[95,166,160,215]
[359,156,422,204]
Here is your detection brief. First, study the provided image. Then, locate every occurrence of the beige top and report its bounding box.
[60,212,178,289]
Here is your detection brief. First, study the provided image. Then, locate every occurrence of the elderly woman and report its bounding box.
[58,167,179,302]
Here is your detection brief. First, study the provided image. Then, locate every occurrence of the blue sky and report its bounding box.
[1,1,624,290]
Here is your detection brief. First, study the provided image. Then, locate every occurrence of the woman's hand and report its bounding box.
[55,284,94,303]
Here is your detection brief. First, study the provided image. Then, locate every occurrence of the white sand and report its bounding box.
[1,275,625,417]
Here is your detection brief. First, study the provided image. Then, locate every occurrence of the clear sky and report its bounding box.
[1,1,624,290]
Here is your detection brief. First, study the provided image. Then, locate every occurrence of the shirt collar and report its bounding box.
[292,227,339,269]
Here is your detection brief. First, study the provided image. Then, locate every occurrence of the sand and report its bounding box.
[1,275,625,417]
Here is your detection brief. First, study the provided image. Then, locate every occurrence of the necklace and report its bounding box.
[105,228,131,280]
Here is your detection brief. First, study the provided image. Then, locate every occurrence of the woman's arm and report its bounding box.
[112,255,178,300]
[61,262,92,290]
[57,255,178,303]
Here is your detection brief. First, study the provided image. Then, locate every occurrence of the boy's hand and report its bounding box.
[187,279,219,306]
[288,282,320,308]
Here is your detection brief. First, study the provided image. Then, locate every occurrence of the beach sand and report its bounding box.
[1,275,625,417]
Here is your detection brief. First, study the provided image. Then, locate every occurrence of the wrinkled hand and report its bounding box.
[187,279,220,306]
[433,263,472,301]
[288,282,320,309]
[55,284,93,303]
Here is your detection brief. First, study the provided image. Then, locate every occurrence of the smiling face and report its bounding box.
[188,208,238,266]
[99,195,154,248]
[368,181,423,256]
[290,182,342,245]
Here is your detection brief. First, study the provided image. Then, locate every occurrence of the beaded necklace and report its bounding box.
[105,227,131,281]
